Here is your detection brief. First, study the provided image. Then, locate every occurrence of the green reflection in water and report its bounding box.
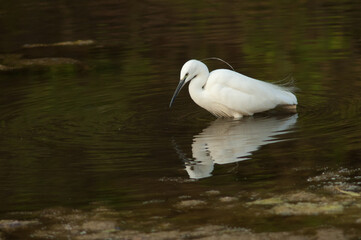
[0,0,360,235]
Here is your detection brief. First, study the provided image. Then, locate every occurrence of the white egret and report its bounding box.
[170,59,297,119]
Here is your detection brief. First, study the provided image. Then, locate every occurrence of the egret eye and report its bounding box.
[185,73,189,78]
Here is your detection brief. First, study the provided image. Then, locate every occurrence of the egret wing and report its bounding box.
[206,69,297,115]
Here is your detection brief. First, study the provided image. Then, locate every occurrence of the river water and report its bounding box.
[0,1,361,238]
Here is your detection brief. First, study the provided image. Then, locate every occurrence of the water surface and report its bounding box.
[0,0,361,238]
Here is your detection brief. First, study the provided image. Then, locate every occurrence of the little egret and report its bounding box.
[169,59,297,119]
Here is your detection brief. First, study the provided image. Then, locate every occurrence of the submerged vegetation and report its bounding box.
[1,167,361,239]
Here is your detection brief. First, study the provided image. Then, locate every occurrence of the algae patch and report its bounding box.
[271,202,344,216]
[23,40,95,48]
[202,190,221,196]
[175,200,207,209]
[0,55,85,72]
[0,220,39,232]
[247,197,284,205]
[219,196,238,203]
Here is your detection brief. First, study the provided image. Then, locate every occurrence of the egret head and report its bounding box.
[169,60,208,108]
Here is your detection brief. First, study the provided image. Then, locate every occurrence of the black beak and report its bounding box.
[169,78,186,108]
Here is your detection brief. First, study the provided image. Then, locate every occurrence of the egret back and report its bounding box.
[204,69,297,116]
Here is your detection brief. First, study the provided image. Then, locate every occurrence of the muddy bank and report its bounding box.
[0,40,97,73]
[1,181,360,239]
[0,206,357,240]
[1,166,361,240]
[0,54,87,73]
[22,40,96,49]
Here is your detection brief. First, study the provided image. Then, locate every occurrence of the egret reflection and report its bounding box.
[177,115,297,179]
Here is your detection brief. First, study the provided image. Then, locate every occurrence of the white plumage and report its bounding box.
[170,59,297,119]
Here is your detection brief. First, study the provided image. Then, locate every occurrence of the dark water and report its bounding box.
[1,0,361,235]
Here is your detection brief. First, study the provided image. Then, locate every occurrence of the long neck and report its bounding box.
[188,64,209,107]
